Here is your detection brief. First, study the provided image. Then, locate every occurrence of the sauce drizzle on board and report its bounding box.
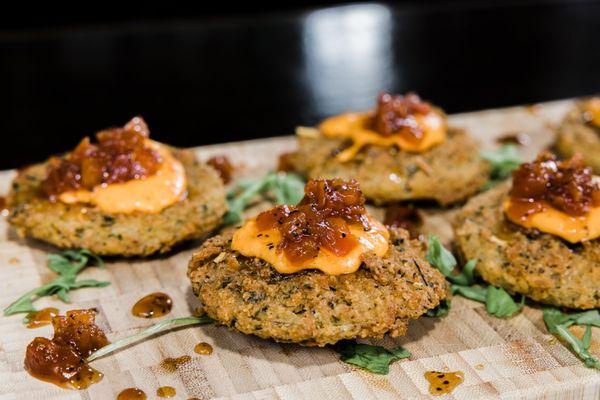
[117,387,147,400]
[26,307,59,329]
[156,386,177,398]
[131,292,173,318]
[194,342,213,355]
[424,371,464,395]
[159,355,192,373]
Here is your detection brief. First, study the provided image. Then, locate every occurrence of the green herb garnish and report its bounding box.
[87,315,213,363]
[543,308,600,370]
[426,236,522,318]
[224,172,306,225]
[3,249,109,318]
[480,144,521,180]
[333,340,412,374]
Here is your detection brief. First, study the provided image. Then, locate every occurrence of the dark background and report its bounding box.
[1,0,599,169]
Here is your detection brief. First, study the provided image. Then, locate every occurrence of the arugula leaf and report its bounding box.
[333,340,411,374]
[87,315,213,362]
[480,144,521,180]
[425,235,457,277]
[3,249,109,318]
[427,235,522,318]
[543,307,600,370]
[451,285,488,303]
[224,172,306,225]
[485,286,523,318]
[426,299,451,317]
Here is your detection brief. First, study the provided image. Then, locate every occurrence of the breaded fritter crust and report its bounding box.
[188,227,447,346]
[8,149,227,257]
[290,128,489,205]
[555,102,600,174]
[454,182,600,309]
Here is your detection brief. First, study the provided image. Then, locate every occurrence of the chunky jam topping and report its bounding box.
[232,179,389,275]
[509,153,599,217]
[24,309,109,389]
[504,153,600,243]
[255,179,369,265]
[42,117,162,198]
[372,92,432,141]
[318,92,446,161]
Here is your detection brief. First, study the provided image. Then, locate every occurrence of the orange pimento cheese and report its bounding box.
[58,140,186,214]
[319,111,446,162]
[231,215,389,275]
[503,198,600,243]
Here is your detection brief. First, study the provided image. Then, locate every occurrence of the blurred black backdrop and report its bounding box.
[1,0,600,169]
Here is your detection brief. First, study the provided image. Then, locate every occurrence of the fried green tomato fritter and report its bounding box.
[188,227,448,346]
[555,101,600,174]
[8,149,227,257]
[453,182,600,309]
[289,128,490,205]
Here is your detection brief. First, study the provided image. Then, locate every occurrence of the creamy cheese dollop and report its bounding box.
[231,178,390,275]
[59,140,186,214]
[319,92,447,162]
[232,215,389,275]
[504,153,600,243]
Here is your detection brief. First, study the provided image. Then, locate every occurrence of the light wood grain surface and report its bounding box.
[0,99,599,400]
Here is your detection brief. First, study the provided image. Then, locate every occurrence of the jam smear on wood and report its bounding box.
[26,307,59,329]
[24,309,109,389]
[371,92,432,142]
[508,153,600,220]
[42,117,163,198]
[207,155,234,184]
[277,152,296,173]
[384,204,422,238]
[256,178,369,266]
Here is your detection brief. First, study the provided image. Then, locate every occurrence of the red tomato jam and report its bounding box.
[42,117,162,198]
[255,179,369,265]
[384,203,422,238]
[24,309,109,389]
[508,153,600,220]
[207,155,234,184]
[371,92,432,142]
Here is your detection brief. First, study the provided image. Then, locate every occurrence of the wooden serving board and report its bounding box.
[1,99,599,400]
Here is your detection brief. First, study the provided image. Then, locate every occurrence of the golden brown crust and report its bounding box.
[555,101,600,174]
[289,128,489,205]
[454,182,600,309]
[8,149,227,257]
[187,227,447,346]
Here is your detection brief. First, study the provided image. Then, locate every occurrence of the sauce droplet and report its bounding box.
[131,292,173,318]
[156,386,176,398]
[424,371,464,395]
[26,307,59,329]
[117,388,147,400]
[194,342,213,355]
[159,355,191,373]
